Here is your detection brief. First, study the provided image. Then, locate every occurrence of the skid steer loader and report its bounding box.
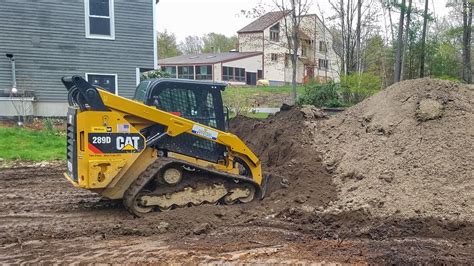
[62,76,268,216]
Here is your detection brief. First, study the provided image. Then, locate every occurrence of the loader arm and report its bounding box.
[97,89,261,168]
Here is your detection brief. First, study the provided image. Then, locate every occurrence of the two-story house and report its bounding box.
[0,0,157,117]
[238,11,339,86]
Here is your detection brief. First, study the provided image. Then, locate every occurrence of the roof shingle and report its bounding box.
[238,11,287,33]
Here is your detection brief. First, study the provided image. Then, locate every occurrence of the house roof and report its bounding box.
[158,52,262,66]
[238,11,287,33]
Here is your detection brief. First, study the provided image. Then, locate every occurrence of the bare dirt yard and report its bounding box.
[0,78,472,264]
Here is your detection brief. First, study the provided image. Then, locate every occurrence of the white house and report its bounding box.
[238,11,340,86]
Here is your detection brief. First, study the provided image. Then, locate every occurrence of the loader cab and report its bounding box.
[133,79,229,163]
[134,79,227,131]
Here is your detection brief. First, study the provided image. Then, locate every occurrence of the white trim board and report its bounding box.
[152,0,158,69]
[85,73,119,95]
[136,68,141,86]
[84,0,115,40]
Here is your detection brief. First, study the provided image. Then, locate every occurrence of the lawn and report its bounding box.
[245,112,270,119]
[0,127,66,161]
[222,85,305,108]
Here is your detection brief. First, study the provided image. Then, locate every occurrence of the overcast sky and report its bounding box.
[156,0,452,42]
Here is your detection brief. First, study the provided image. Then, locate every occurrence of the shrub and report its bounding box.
[224,89,252,116]
[43,118,54,132]
[434,75,461,82]
[140,70,171,81]
[340,73,382,105]
[297,80,343,108]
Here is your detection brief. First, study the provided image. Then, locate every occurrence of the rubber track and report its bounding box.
[123,157,262,217]
[123,159,169,217]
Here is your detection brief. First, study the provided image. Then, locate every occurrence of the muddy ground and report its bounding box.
[0,162,472,263]
[1,79,473,264]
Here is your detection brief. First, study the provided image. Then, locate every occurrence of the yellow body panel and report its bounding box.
[67,89,263,200]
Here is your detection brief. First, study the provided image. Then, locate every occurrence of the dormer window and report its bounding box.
[85,0,115,40]
[270,23,280,42]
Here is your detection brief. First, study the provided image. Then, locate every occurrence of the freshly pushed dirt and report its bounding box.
[311,78,473,222]
[230,108,336,210]
[1,78,473,263]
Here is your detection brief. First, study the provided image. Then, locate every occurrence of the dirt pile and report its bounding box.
[230,107,336,210]
[311,78,473,222]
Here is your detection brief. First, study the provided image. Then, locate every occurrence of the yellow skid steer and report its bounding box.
[62,75,268,216]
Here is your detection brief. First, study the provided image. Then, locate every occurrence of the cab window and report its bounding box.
[133,81,151,103]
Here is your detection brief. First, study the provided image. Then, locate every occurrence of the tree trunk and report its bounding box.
[356,0,362,73]
[292,53,298,103]
[394,0,406,83]
[346,0,352,73]
[462,0,472,84]
[401,0,412,79]
[291,0,299,104]
[341,0,346,75]
[420,0,429,78]
[387,1,395,42]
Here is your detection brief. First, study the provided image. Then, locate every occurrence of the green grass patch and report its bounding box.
[0,127,66,161]
[222,86,304,108]
[245,112,270,119]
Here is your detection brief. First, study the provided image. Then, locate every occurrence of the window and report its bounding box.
[151,87,220,129]
[161,66,177,78]
[318,59,329,69]
[222,66,233,81]
[86,73,117,94]
[85,0,115,39]
[178,66,194,79]
[319,41,328,52]
[235,68,245,82]
[270,23,280,42]
[271,53,278,62]
[222,67,245,82]
[196,65,213,80]
[150,87,223,161]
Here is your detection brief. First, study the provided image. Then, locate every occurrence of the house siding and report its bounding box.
[0,0,154,104]
[238,32,263,53]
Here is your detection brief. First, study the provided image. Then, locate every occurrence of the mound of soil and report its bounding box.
[311,78,473,222]
[230,107,336,210]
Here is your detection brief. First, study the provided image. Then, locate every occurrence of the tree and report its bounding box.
[419,0,429,77]
[462,0,472,83]
[328,0,380,75]
[364,35,392,86]
[179,35,203,54]
[394,0,406,83]
[272,0,312,104]
[157,30,182,59]
[401,0,412,79]
[356,0,362,73]
[201,33,238,53]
